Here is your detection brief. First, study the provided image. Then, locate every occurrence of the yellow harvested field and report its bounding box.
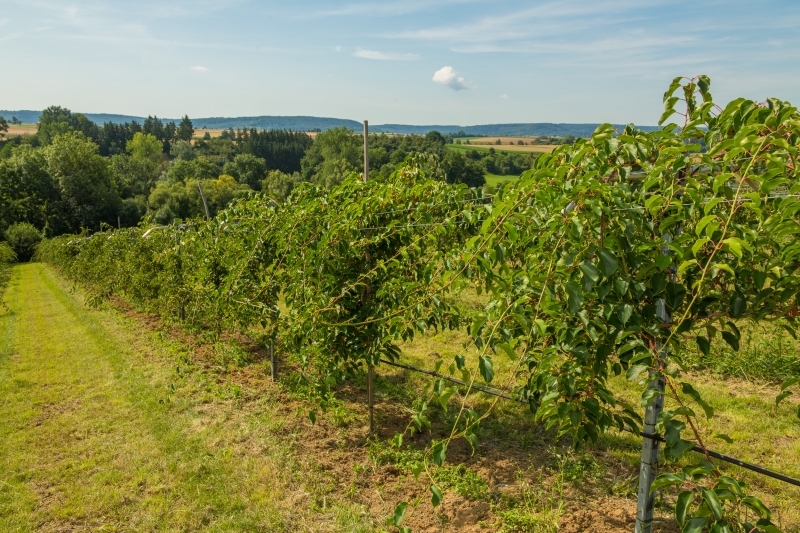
[5,124,37,136]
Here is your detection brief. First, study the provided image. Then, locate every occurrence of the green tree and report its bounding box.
[0,116,7,139]
[126,132,163,162]
[441,150,485,187]
[166,158,219,184]
[109,154,159,198]
[4,222,43,262]
[118,197,145,227]
[223,153,267,190]
[262,170,301,201]
[171,140,196,161]
[177,115,194,141]
[44,132,120,231]
[37,106,99,145]
[299,127,361,186]
[0,145,64,235]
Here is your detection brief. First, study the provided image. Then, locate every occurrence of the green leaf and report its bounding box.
[392,501,408,527]
[676,490,694,527]
[650,473,687,492]
[565,281,583,313]
[695,336,711,356]
[683,517,708,533]
[410,462,424,480]
[721,331,740,351]
[470,316,487,338]
[780,376,800,390]
[701,488,723,520]
[626,364,648,381]
[432,442,447,466]
[681,382,715,418]
[722,238,743,260]
[597,248,618,276]
[713,433,734,444]
[580,261,599,283]
[729,294,746,318]
[741,496,771,519]
[478,355,494,383]
[617,304,633,326]
[776,390,793,406]
[430,484,443,507]
[696,215,717,237]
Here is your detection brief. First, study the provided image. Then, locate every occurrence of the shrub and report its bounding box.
[0,242,17,264]
[5,223,43,262]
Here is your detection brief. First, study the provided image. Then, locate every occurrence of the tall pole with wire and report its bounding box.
[363,120,374,435]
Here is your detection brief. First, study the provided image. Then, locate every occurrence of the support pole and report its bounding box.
[270,338,277,381]
[635,232,674,533]
[367,365,374,434]
[363,120,369,183]
[635,309,667,533]
[197,182,211,220]
[363,119,374,434]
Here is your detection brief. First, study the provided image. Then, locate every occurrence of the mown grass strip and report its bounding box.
[0,264,298,532]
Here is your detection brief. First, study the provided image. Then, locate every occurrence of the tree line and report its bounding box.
[0,106,533,258]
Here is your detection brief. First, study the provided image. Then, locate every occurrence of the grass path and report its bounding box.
[0,264,319,532]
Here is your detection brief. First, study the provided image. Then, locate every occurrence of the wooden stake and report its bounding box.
[197,183,211,219]
[363,119,375,434]
[363,120,369,183]
[270,338,277,381]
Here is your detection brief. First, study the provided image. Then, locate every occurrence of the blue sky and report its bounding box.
[1,0,799,125]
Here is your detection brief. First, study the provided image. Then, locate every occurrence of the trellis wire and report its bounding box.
[377,358,800,489]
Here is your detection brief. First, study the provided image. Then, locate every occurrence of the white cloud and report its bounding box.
[500,94,509,100]
[353,48,418,60]
[0,18,8,26]
[335,45,342,52]
[432,66,470,91]
[191,65,208,72]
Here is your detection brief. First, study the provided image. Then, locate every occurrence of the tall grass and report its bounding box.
[680,321,800,382]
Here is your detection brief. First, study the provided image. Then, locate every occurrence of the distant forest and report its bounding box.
[0,110,657,137]
[0,106,537,248]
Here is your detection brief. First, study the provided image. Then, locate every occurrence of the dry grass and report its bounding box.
[4,124,37,136]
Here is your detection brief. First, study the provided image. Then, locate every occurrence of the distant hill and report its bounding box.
[0,110,42,123]
[0,110,658,138]
[372,123,661,136]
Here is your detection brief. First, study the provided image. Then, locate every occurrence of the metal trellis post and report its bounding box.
[635,232,673,533]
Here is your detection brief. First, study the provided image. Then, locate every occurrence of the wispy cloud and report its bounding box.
[191,65,208,72]
[0,18,8,26]
[433,66,470,91]
[500,94,509,100]
[385,0,650,43]
[308,0,479,18]
[353,48,418,60]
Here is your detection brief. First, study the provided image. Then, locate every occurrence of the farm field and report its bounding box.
[447,142,555,155]
[484,173,519,186]
[1,263,797,532]
[451,140,557,153]
[4,124,37,136]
